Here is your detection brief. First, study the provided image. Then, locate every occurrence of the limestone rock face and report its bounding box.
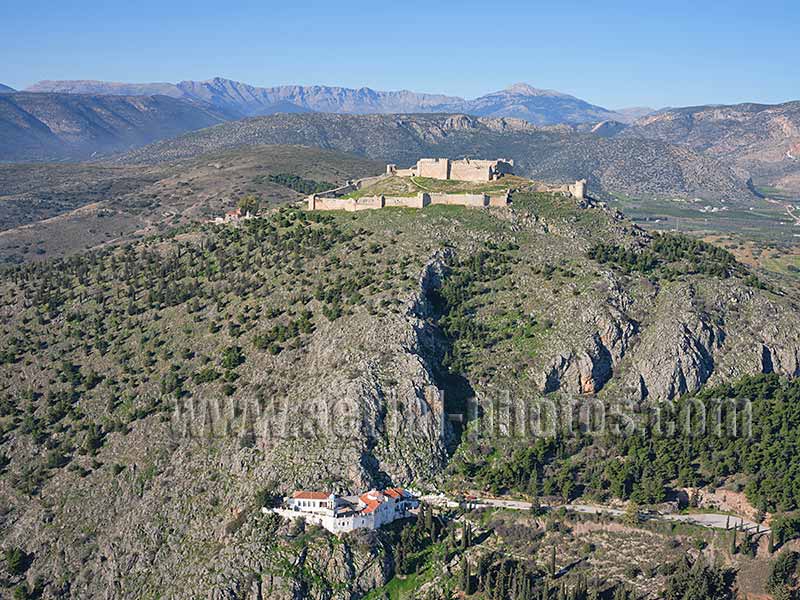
[620,281,800,402]
[536,283,638,396]
[530,275,800,403]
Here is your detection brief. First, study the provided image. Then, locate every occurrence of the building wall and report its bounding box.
[383,193,428,208]
[310,192,502,211]
[428,193,489,207]
[270,507,380,534]
[449,160,493,182]
[416,158,450,180]
[488,192,510,207]
[568,179,587,200]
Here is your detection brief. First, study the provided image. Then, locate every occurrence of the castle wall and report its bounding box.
[488,191,510,207]
[384,193,429,208]
[416,158,450,180]
[568,179,587,200]
[429,193,489,207]
[449,160,493,182]
[351,196,385,211]
[307,195,385,212]
[310,191,500,211]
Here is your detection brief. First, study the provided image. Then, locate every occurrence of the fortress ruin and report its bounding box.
[306,158,587,212]
[386,157,514,182]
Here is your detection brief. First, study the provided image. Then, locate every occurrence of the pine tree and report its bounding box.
[773,585,793,600]
[769,529,775,554]
[528,470,539,496]
[460,555,471,594]
[550,545,557,578]
[730,526,738,555]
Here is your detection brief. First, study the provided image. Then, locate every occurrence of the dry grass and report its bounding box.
[344,175,529,199]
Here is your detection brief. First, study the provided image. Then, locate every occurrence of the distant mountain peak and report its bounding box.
[504,83,571,98]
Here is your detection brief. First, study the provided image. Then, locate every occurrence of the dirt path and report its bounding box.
[764,195,800,225]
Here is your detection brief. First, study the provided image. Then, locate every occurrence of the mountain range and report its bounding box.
[26,77,632,124]
[0,84,15,94]
[0,92,228,161]
[4,77,800,197]
[116,112,752,201]
[621,101,800,193]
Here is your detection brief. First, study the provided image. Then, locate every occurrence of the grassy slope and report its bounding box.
[343,175,529,199]
[0,145,383,264]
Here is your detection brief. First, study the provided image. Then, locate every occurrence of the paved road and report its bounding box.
[420,494,768,533]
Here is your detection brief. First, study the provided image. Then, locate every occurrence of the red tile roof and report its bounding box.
[359,491,383,514]
[292,491,330,500]
[384,487,405,499]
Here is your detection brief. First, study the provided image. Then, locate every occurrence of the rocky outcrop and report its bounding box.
[537,283,639,396]
[258,530,393,600]
[623,281,800,402]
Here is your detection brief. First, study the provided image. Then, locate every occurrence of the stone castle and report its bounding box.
[306,158,587,212]
[386,157,514,182]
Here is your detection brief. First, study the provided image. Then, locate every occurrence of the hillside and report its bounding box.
[0,84,15,94]
[0,145,382,263]
[27,78,622,124]
[623,101,800,193]
[116,112,753,201]
[0,92,230,161]
[1,188,798,597]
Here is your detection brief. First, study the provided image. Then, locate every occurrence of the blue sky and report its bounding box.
[1,0,798,109]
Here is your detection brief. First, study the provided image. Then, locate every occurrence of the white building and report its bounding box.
[268,488,418,534]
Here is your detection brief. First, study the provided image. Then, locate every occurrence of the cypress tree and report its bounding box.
[769,529,775,554]
[460,555,471,593]
[396,543,406,576]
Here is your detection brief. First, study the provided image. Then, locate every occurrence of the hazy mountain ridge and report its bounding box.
[623,100,800,192]
[612,106,655,122]
[0,92,230,161]
[115,112,752,201]
[0,83,15,94]
[26,77,622,124]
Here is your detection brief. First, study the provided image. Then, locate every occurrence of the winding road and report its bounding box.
[420,494,768,534]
